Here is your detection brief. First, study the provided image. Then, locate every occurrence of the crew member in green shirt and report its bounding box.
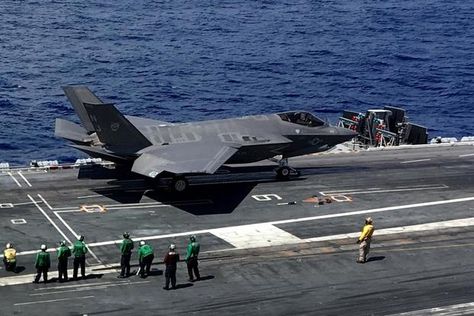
[118,232,134,278]
[185,235,201,282]
[33,244,50,284]
[72,235,87,279]
[57,240,71,282]
[138,240,154,278]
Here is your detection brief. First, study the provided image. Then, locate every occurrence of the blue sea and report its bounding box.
[1,0,473,165]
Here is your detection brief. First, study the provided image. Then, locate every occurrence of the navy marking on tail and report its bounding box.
[83,102,152,155]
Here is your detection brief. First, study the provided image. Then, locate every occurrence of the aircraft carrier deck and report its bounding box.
[1,143,474,315]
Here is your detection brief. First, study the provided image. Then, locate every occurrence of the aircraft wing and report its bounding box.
[131,142,240,177]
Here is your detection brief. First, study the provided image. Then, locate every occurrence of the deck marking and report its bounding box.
[10,219,26,224]
[53,210,102,264]
[37,194,53,210]
[37,194,102,265]
[77,194,104,199]
[304,216,474,243]
[17,171,32,187]
[387,302,474,315]
[5,196,474,258]
[319,185,448,196]
[84,195,474,248]
[400,159,431,164]
[211,224,301,248]
[34,281,116,290]
[30,280,150,296]
[7,172,22,187]
[459,153,474,158]
[14,295,94,306]
[27,194,72,245]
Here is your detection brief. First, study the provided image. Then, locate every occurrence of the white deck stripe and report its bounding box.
[84,196,474,247]
[4,196,474,256]
[320,185,447,196]
[400,159,431,164]
[388,302,474,315]
[211,223,301,249]
[36,194,102,265]
[27,194,72,245]
[17,171,32,187]
[30,280,150,296]
[459,153,474,158]
[14,295,94,306]
[7,172,22,187]
[305,217,474,243]
[0,264,120,286]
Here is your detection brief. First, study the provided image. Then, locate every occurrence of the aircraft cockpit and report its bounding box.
[277,111,325,127]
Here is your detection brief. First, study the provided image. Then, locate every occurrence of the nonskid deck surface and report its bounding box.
[1,145,474,315]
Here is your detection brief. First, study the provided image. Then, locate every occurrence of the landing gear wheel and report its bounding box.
[276,166,291,180]
[170,176,188,193]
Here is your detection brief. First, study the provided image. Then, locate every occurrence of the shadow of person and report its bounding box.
[14,266,25,274]
[147,270,163,276]
[366,256,385,262]
[173,283,194,289]
[195,275,215,281]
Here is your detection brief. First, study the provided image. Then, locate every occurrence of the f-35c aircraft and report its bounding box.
[55,86,356,192]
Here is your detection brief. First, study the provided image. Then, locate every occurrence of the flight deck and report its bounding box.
[1,144,474,315]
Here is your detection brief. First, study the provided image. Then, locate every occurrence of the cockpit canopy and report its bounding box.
[277,111,326,127]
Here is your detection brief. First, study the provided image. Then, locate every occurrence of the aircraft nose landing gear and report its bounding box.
[275,158,299,180]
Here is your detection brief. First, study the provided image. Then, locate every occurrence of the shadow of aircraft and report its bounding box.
[79,163,368,215]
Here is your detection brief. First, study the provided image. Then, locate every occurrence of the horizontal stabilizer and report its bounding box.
[55,118,91,143]
[132,143,240,178]
[63,86,104,133]
[70,144,130,162]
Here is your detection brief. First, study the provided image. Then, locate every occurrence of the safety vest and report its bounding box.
[4,248,16,262]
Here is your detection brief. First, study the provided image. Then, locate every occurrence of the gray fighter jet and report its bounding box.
[55,86,356,191]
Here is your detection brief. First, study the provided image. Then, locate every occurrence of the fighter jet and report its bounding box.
[55,86,356,192]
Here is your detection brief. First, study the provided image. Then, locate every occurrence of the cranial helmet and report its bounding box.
[6,243,11,249]
[40,244,47,250]
[365,217,373,224]
[79,235,84,242]
[139,240,145,246]
[190,235,196,242]
[169,244,176,250]
[123,232,130,238]
[60,240,65,246]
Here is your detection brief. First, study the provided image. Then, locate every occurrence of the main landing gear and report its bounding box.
[169,176,189,193]
[275,158,299,180]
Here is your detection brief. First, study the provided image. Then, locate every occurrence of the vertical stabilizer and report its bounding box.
[83,102,152,154]
[63,86,104,133]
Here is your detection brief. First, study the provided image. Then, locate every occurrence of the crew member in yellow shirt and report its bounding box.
[357,217,374,263]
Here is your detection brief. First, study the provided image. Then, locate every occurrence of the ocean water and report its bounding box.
[1,0,473,165]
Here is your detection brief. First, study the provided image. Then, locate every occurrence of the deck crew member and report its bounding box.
[356,217,374,263]
[138,240,154,278]
[72,235,87,279]
[3,243,17,272]
[185,235,200,281]
[33,244,50,283]
[57,240,71,282]
[118,232,134,278]
[163,244,179,290]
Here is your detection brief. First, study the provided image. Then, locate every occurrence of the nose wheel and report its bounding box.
[276,166,291,179]
[275,158,298,180]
